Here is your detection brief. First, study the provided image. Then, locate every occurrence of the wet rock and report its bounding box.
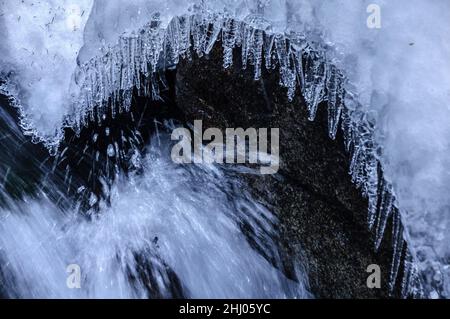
[0,89,50,204]
[0,41,408,298]
[174,42,402,298]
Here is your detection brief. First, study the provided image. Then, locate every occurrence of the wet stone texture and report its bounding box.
[0,40,406,298]
[174,43,400,298]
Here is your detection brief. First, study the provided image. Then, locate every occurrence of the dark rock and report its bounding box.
[174,42,401,298]
[0,89,50,204]
[0,40,407,298]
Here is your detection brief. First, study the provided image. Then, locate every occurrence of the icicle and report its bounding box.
[349,144,365,188]
[204,14,223,55]
[165,17,181,67]
[303,52,326,120]
[340,109,354,152]
[142,16,164,75]
[401,251,415,298]
[190,13,209,58]
[177,15,192,60]
[367,193,377,229]
[222,18,237,68]
[241,14,271,77]
[241,24,252,70]
[250,28,264,80]
[367,162,381,230]
[264,33,275,70]
[164,15,192,67]
[389,211,405,293]
[374,183,394,250]
[274,35,296,101]
[326,66,343,139]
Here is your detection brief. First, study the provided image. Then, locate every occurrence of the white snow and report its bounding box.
[294,0,450,296]
[1,0,449,297]
[0,0,93,140]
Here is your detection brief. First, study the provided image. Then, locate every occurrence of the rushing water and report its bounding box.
[2,0,449,298]
[0,130,310,298]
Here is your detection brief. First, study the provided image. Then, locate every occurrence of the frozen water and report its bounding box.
[1,0,450,297]
[0,0,93,144]
[292,0,450,297]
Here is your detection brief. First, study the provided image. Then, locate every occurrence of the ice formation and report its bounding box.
[0,0,93,143]
[1,0,449,298]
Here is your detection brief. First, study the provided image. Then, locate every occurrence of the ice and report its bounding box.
[325,65,343,140]
[389,210,405,293]
[0,0,93,146]
[222,18,241,69]
[295,0,450,297]
[1,0,450,298]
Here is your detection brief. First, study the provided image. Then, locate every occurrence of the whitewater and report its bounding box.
[0,129,310,298]
[0,0,449,298]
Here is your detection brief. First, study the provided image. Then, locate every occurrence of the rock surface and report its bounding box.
[174,43,402,298]
[0,40,407,298]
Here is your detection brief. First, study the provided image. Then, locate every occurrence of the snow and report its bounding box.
[0,0,93,143]
[1,0,449,297]
[299,0,450,297]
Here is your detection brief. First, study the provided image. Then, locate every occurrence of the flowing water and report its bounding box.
[1,0,449,298]
[0,129,310,298]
